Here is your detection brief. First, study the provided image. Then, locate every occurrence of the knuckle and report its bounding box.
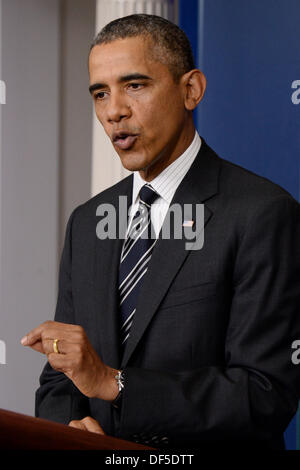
[74,354,82,367]
[48,353,63,371]
[76,325,85,339]
[47,353,54,366]
[74,343,84,355]
[48,352,55,362]
[68,355,78,369]
[41,331,49,343]
[69,420,81,429]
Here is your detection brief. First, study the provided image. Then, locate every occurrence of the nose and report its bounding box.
[106,91,131,123]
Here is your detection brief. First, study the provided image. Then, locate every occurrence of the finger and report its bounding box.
[47,352,72,373]
[44,338,87,357]
[21,320,58,346]
[69,420,87,431]
[21,334,68,356]
[21,323,46,346]
[22,337,54,355]
[21,322,85,347]
[42,338,71,356]
[26,339,44,354]
[82,417,106,435]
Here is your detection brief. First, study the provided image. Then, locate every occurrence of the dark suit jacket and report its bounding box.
[35,139,300,450]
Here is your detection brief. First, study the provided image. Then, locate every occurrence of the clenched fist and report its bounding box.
[21,320,119,401]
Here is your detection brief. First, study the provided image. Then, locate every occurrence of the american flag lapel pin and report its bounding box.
[182,220,194,227]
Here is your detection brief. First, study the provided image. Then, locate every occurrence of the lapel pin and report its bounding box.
[182,220,194,227]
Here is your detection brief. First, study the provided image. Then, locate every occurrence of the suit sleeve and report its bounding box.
[117,194,300,446]
[35,207,90,424]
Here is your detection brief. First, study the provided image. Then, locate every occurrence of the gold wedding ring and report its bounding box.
[53,338,59,354]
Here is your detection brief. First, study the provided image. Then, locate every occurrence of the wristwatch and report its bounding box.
[112,370,125,409]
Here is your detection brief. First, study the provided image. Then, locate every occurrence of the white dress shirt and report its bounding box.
[127,131,201,238]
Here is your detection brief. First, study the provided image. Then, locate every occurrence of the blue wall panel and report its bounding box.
[180,0,300,450]
[179,0,199,127]
[197,0,299,201]
[179,0,198,65]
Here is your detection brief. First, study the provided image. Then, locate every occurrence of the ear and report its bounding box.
[181,69,207,111]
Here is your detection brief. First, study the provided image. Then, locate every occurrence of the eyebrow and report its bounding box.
[89,73,152,94]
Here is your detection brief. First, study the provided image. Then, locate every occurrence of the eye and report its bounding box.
[128,83,143,90]
[94,91,107,100]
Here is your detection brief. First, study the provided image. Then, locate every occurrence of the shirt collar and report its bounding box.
[132,131,201,205]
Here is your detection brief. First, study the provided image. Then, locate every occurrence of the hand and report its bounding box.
[21,321,119,401]
[69,416,105,435]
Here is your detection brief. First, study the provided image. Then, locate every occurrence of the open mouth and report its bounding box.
[113,132,138,150]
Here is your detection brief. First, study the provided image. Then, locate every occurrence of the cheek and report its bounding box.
[134,97,174,136]
[142,90,184,128]
[95,104,104,122]
[93,104,102,123]
[94,106,109,133]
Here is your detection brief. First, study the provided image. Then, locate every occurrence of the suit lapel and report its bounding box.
[121,141,221,368]
[93,175,133,369]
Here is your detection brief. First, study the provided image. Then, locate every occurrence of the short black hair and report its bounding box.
[90,14,195,82]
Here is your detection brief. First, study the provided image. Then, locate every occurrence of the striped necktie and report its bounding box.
[118,184,160,347]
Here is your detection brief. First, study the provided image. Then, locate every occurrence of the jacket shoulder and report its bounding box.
[216,152,297,205]
[69,174,133,221]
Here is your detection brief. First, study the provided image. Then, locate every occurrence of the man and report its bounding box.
[21,14,300,449]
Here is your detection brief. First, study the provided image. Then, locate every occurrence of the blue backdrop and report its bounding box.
[180,0,300,449]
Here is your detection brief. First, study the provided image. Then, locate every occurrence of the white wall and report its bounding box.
[0,0,3,367]
[59,0,95,246]
[0,0,61,415]
[0,0,95,416]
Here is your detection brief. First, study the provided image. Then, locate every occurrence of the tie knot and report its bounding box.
[139,184,159,207]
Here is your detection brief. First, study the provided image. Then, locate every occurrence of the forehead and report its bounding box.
[89,36,169,82]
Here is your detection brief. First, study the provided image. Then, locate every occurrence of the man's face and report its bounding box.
[88,36,192,180]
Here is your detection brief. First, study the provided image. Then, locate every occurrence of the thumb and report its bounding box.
[21,338,44,354]
[82,416,106,435]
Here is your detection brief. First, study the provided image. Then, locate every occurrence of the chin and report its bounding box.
[119,154,149,172]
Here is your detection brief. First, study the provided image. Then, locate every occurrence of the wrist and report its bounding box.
[95,366,120,401]
[111,370,125,409]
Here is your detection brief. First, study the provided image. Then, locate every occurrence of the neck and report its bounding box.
[139,121,196,182]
